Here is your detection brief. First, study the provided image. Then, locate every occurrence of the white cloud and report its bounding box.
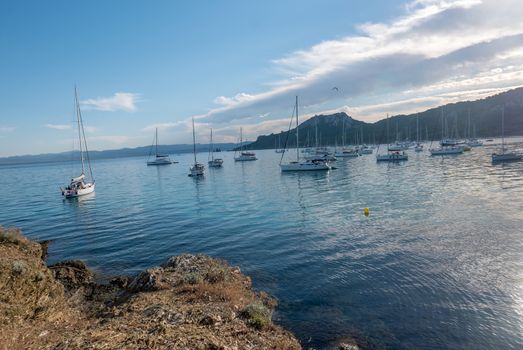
[45,124,71,130]
[214,93,254,106]
[143,121,185,132]
[195,0,523,129]
[0,127,15,132]
[81,92,140,112]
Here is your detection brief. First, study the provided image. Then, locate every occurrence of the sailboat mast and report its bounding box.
[295,96,299,161]
[210,128,214,161]
[416,113,419,142]
[386,113,390,146]
[155,128,158,156]
[468,109,471,139]
[315,119,318,148]
[441,108,444,140]
[74,87,85,175]
[342,117,345,147]
[192,118,197,164]
[501,105,505,153]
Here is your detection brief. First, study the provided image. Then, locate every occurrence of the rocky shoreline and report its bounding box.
[0,227,304,349]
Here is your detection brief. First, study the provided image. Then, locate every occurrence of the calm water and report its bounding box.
[1,140,523,349]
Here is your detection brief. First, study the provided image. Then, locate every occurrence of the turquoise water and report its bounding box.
[1,141,523,349]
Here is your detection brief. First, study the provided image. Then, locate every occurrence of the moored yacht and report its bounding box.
[189,118,205,177]
[208,129,223,168]
[492,106,522,163]
[280,96,331,172]
[147,128,175,165]
[335,148,359,157]
[376,150,408,162]
[430,146,464,155]
[376,114,408,162]
[359,145,373,154]
[234,128,257,161]
[467,139,483,147]
[61,87,95,198]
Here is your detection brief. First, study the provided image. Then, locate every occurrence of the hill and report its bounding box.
[244,87,523,150]
[0,142,241,166]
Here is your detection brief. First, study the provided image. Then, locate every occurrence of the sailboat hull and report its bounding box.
[376,153,408,161]
[280,161,331,171]
[62,183,95,198]
[234,155,257,161]
[208,159,223,167]
[429,147,463,155]
[492,153,522,163]
[147,158,173,165]
[189,163,205,176]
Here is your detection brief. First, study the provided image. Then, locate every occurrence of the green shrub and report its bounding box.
[241,303,272,330]
[204,265,228,283]
[11,260,27,275]
[184,272,203,285]
[0,228,22,245]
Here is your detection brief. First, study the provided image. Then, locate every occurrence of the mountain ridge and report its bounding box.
[244,87,523,150]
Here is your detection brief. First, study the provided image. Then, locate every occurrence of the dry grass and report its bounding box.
[0,228,302,350]
[179,281,255,307]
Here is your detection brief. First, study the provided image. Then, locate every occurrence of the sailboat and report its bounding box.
[388,119,410,151]
[335,117,359,157]
[189,118,205,176]
[208,128,223,168]
[275,134,285,153]
[430,109,463,155]
[377,114,408,162]
[280,96,331,171]
[414,113,423,152]
[359,126,373,154]
[61,87,95,198]
[234,128,257,161]
[466,109,483,147]
[492,105,522,163]
[147,128,175,165]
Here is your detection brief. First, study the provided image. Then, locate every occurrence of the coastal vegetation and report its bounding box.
[0,226,301,349]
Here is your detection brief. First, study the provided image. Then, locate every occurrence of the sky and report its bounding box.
[1,0,523,157]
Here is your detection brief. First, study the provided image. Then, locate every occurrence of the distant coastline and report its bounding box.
[0,142,249,166]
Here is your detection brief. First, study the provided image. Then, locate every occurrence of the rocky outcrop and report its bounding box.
[0,227,301,349]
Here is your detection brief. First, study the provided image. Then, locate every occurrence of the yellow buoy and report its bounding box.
[363,207,370,216]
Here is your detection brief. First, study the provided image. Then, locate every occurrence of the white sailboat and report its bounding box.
[234,128,257,161]
[147,128,175,165]
[280,96,331,172]
[189,118,205,176]
[414,113,423,152]
[492,105,522,163]
[208,128,223,168]
[376,114,408,162]
[335,117,359,158]
[430,109,463,155]
[61,87,95,198]
[465,109,483,147]
[275,134,285,153]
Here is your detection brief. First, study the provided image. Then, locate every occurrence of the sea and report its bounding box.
[1,138,522,349]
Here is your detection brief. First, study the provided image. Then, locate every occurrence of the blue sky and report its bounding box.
[1,0,522,156]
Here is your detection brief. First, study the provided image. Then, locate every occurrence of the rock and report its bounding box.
[48,260,94,292]
[109,276,129,288]
[0,227,302,350]
[38,240,51,260]
[127,267,167,292]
